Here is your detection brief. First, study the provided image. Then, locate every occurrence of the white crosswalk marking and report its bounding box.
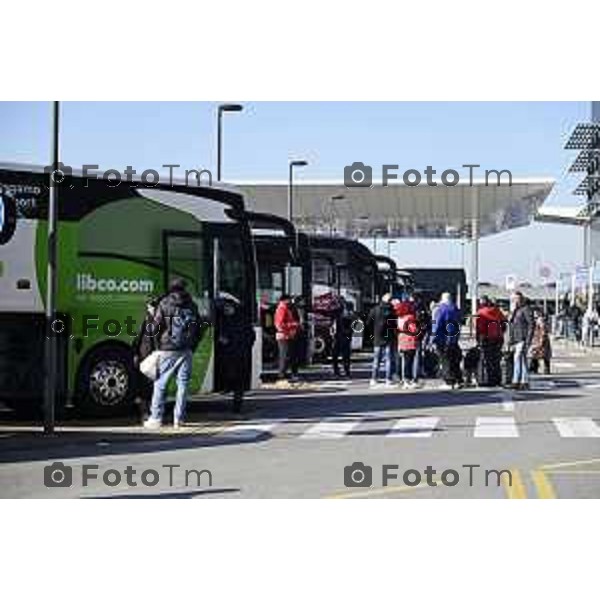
[212,414,600,442]
[552,417,600,438]
[218,422,277,441]
[474,416,519,438]
[300,419,359,439]
[553,362,576,369]
[387,417,440,438]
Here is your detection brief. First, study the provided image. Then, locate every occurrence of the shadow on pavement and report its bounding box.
[0,428,275,464]
[85,487,241,499]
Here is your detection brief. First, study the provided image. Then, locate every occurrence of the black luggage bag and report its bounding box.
[501,350,514,387]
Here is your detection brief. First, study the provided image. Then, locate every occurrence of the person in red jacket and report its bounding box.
[475,296,507,386]
[397,301,422,389]
[274,294,302,381]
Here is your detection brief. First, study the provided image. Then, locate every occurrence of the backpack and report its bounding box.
[166,304,199,350]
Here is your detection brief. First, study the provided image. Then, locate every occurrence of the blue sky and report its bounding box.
[0,101,590,283]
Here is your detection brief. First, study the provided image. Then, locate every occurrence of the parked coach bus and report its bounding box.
[248,211,311,367]
[308,237,378,357]
[0,164,261,416]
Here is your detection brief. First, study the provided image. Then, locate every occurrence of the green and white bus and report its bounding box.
[0,164,261,416]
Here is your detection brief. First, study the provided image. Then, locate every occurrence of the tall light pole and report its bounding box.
[288,159,308,223]
[44,101,60,435]
[216,103,243,181]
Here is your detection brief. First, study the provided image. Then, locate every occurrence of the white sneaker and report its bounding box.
[369,379,379,387]
[438,383,453,391]
[384,380,396,388]
[143,418,161,430]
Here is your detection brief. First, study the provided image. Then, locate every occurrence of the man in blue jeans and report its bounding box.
[144,279,202,430]
[508,291,534,390]
[369,293,395,386]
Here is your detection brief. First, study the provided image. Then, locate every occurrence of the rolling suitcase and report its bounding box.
[422,348,440,378]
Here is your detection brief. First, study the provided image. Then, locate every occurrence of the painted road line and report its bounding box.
[300,418,360,439]
[217,422,277,441]
[387,416,440,438]
[500,390,515,412]
[502,469,527,499]
[591,363,600,369]
[539,457,600,471]
[531,470,556,499]
[474,416,519,438]
[552,417,600,438]
[327,480,437,499]
[553,362,577,369]
[531,380,557,391]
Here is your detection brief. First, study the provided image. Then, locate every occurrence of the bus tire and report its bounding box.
[76,344,136,417]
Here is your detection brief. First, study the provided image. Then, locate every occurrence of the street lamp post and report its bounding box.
[216,103,243,181]
[44,101,60,435]
[288,159,308,223]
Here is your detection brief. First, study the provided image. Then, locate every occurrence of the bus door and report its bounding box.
[163,231,214,393]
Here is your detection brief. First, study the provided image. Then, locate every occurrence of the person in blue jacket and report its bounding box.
[431,292,463,389]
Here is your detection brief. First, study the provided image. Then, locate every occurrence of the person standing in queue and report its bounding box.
[508,291,534,390]
[331,299,355,378]
[529,307,552,376]
[411,292,429,380]
[132,295,161,423]
[369,292,395,387]
[431,292,463,390]
[475,296,506,386]
[144,278,202,430]
[275,294,302,382]
[214,292,256,413]
[397,299,421,389]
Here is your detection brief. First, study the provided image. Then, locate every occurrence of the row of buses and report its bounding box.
[0,164,461,416]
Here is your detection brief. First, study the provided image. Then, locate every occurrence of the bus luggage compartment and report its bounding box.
[0,313,68,409]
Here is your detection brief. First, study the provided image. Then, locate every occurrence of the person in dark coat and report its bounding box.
[508,291,534,390]
[145,279,202,429]
[132,296,161,422]
[214,292,256,413]
[331,299,355,378]
[368,293,395,386]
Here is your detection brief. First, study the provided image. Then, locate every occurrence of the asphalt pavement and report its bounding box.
[1,339,599,498]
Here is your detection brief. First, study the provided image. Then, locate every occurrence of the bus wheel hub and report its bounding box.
[89,360,129,406]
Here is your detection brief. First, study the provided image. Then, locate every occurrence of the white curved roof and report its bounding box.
[238,178,555,239]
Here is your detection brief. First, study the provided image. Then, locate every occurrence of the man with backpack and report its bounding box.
[144,278,202,430]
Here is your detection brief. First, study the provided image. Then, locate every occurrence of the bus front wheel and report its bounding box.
[76,345,136,417]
